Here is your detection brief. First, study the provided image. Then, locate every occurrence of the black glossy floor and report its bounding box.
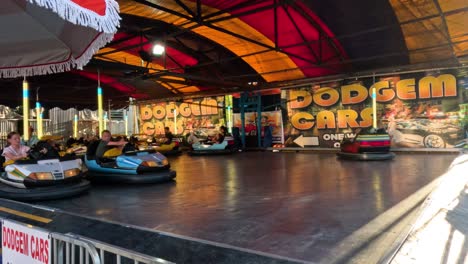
[37,152,457,262]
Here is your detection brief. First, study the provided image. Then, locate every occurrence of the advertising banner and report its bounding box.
[233,110,284,143]
[284,70,468,148]
[2,219,50,264]
[138,96,225,136]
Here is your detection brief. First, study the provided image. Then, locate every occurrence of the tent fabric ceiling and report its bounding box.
[1,0,466,108]
[97,33,203,94]
[84,0,351,102]
[115,0,307,82]
[389,0,467,64]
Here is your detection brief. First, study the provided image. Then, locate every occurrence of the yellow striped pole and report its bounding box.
[97,70,103,136]
[372,73,377,129]
[23,78,29,141]
[103,112,107,130]
[36,102,43,139]
[225,95,233,133]
[174,109,177,134]
[372,87,377,129]
[124,112,128,137]
[74,114,78,138]
[97,87,103,135]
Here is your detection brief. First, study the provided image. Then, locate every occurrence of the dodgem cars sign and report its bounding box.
[2,220,50,264]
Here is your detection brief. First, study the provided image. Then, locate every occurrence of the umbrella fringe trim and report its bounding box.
[74,32,115,69]
[27,0,120,33]
[0,33,115,78]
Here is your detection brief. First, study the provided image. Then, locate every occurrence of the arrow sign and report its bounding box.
[294,135,319,148]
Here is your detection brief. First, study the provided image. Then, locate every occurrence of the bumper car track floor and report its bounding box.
[36,152,457,262]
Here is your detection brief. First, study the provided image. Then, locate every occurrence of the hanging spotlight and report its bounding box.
[152,43,165,55]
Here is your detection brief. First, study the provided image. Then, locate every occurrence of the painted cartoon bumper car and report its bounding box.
[395,118,464,148]
[0,151,90,201]
[454,138,468,152]
[188,136,237,155]
[84,141,176,183]
[337,128,396,161]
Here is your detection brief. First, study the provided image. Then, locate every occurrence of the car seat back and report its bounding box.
[86,140,101,160]
[0,149,4,171]
[35,140,60,159]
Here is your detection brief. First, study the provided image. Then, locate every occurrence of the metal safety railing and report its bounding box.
[51,232,174,264]
[52,232,100,264]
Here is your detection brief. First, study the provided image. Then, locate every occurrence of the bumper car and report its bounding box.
[0,149,90,201]
[131,134,182,156]
[455,139,468,152]
[337,128,396,161]
[147,142,182,156]
[66,144,87,157]
[188,136,237,156]
[84,141,176,183]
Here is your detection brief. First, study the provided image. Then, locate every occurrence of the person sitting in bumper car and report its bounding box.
[96,130,127,159]
[2,132,30,166]
[163,127,174,145]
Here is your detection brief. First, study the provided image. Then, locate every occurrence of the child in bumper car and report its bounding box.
[2,131,30,166]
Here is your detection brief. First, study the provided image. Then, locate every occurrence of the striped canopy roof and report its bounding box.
[1,0,465,108]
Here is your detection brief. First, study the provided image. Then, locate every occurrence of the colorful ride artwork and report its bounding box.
[136,70,467,149]
[283,71,467,148]
[139,96,226,136]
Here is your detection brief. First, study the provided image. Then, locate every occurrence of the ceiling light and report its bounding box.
[152,44,165,55]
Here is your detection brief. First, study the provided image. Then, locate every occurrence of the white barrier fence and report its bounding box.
[2,219,173,264]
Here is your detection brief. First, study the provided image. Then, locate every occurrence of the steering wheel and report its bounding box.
[27,148,45,160]
[29,141,52,160]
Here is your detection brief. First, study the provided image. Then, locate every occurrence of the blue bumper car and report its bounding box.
[188,137,237,156]
[84,141,176,183]
[337,128,396,161]
[0,150,90,201]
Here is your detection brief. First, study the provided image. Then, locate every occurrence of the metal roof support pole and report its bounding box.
[202,22,318,64]
[274,0,278,50]
[205,2,281,24]
[174,0,196,18]
[431,0,460,63]
[196,0,202,22]
[158,81,182,94]
[96,23,202,57]
[288,2,344,62]
[133,0,193,21]
[282,4,319,62]
[202,0,265,21]
[319,31,323,64]
[239,92,262,148]
[240,92,246,149]
[256,93,262,148]
[166,53,184,69]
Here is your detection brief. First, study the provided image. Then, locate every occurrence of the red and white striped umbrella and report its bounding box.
[0,0,120,78]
